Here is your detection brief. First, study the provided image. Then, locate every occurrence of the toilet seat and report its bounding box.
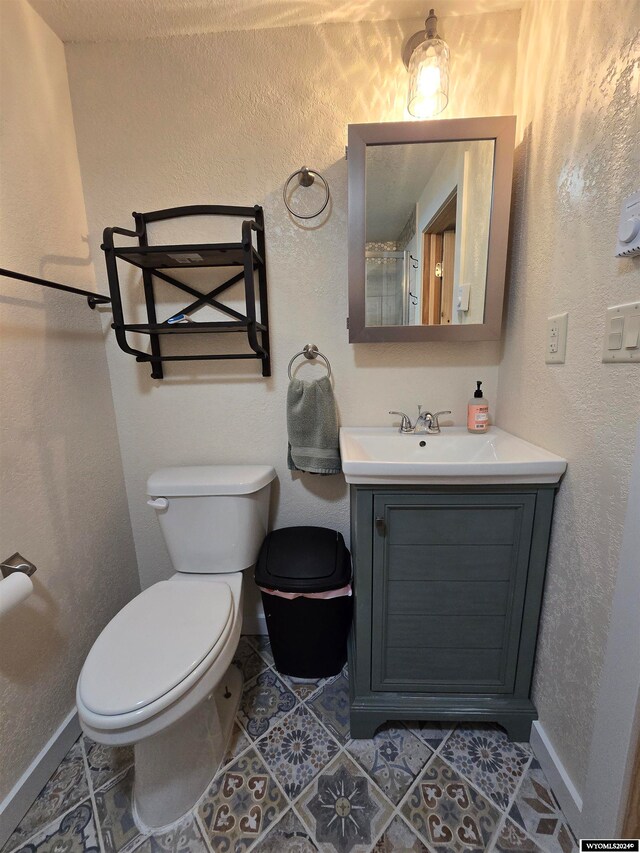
[77,579,234,728]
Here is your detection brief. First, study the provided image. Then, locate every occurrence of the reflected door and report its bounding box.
[421,229,455,324]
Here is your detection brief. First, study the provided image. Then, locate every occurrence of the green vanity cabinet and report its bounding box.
[348,484,558,741]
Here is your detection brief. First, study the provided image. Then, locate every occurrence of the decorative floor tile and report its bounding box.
[3,636,578,853]
[441,724,531,810]
[251,808,318,852]
[233,637,270,682]
[402,755,501,853]
[198,747,286,853]
[256,705,339,799]
[493,817,546,852]
[9,801,99,853]
[6,739,89,850]
[372,814,430,852]
[296,752,393,853]
[222,722,251,768]
[131,813,207,853]
[279,673,327,702]
[249,635,275,667]
[238,670,297,739]
[509,760,577,853]
[405,721,454,751]
[94,768,144,853]
[307,673,351,744]
[83,738,134,793]
[346,723,432,805]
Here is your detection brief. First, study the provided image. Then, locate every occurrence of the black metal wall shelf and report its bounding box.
[102,204,270,379]
[120,321,268,335]
[112,244,264,270]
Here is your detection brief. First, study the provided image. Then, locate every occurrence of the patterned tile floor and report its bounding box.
[3,636,578,853]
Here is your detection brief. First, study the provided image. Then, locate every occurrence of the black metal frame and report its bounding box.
[102,204,270,379]
[0,267,111,309]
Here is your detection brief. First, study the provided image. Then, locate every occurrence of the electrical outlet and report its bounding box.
[546,312,568,364]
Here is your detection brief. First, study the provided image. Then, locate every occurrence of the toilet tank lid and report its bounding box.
[147,465,276,497]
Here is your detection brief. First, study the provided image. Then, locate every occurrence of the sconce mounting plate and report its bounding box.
[402,31,427,68]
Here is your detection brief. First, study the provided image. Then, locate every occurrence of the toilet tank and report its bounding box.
[147,465,276,574]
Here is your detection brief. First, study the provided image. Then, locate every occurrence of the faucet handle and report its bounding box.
[389,411,413,433]
[429,410,452,433]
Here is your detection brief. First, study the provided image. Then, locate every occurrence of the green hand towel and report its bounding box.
[287,375,341,475]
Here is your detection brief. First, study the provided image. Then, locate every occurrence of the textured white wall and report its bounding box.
[64,12,520,590]
[498,0,640,791]
[0,0,139,802]
[581,424,640,835]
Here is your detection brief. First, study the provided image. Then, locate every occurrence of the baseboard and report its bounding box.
[530,720,583,833]
[0,708,81,849]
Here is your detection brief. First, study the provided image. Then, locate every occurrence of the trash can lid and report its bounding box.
[255,526,351,593]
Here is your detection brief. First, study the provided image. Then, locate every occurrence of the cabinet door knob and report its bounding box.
[375,516,386,535]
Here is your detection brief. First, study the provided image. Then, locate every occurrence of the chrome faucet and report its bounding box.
[414,405,432,434]
[389,406,452,435]
[388,411,414,433]
[415,408,452,434]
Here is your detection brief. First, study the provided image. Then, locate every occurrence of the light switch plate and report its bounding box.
[602,301,640,362]
[546,312,568,364]
[456,283,471,312]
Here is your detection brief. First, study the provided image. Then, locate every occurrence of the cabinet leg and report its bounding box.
[497,714,535,743]
[349,711,384,740]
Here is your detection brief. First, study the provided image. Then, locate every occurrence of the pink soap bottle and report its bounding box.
[467,381,489,433]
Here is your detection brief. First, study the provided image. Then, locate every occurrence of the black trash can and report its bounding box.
[255,526,352,678]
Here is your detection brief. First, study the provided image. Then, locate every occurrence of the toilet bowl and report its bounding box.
[76,465,275,831]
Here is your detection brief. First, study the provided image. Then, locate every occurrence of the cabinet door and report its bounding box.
[371,492,536,693]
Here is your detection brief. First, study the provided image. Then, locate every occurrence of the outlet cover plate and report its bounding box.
[546,312,568,364]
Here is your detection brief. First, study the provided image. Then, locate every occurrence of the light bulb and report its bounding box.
[405,10,450,118]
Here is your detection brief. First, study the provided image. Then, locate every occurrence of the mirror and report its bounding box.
[365,140,494,327]
[348,116,516,343]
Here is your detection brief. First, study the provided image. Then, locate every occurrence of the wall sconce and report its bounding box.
[403,8,450,118]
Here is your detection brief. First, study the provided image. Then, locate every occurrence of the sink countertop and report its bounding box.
[339,426,568,485]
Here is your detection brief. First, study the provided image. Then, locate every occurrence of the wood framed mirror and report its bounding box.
[348,116,516,343]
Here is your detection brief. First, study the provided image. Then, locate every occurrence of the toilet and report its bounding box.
[76,464,276,831]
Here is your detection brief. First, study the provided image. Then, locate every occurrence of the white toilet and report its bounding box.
[76,464,276,831]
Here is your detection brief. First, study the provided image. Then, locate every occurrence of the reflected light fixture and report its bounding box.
[403,8,450,118]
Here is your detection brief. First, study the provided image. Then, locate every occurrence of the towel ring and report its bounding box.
[288,344,332,380]
[283,167,330,220]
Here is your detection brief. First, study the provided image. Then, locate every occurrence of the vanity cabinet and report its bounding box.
[348,484,557,741]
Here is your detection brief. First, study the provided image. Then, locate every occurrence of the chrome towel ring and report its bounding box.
[283,167,330,219]
[288,344,332,380]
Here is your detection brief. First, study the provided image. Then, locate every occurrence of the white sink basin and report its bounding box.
[340,426,567,485]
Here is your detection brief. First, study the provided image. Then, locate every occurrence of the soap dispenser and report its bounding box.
[467,381,489,433]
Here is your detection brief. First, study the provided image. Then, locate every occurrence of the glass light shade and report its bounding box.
[407,37,450,117]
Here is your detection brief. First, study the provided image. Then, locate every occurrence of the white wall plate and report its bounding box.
[602,301,640,363]
[546,312,568,364]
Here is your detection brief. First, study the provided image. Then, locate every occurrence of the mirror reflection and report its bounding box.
[365,140,495,327]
